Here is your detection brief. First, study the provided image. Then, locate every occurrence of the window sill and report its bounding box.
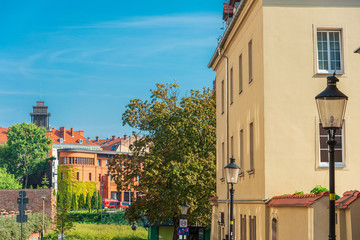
[248,78,253,84]
[246,169,255,175]
[238,90,243,95]
[239,171,244,178]
[219,177,225,182]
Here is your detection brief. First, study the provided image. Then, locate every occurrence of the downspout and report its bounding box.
[218,47,230,238]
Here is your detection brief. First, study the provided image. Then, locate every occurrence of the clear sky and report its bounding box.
[0,0,223,139]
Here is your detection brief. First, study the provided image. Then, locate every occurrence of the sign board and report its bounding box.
[17,198,28,204]
[16,214,28,223]
[19,190,26,197]
[177,227,189,236]
[179,219,188,227]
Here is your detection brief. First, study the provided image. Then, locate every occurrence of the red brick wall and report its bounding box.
[0,189,56,218]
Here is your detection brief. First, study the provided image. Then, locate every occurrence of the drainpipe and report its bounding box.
[218,48,230,238]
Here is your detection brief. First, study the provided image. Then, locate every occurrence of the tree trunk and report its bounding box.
[173,217,179,240]
[25,165,28,189]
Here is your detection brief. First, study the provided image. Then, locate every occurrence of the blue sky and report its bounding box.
[0,0,223,138]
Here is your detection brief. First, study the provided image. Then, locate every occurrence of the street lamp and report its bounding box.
[41,195,46,240]
[180,201,189,215]
[315,74,348,240]
[224,156,240,240]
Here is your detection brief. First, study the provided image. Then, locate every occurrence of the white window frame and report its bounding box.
[314,26,346,75]
[318,123,345,167]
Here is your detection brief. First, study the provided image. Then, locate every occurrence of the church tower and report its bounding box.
[30,101,51,130]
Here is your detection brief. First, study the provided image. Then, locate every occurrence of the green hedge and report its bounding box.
[69,211,129,225]
[0,213,51,240]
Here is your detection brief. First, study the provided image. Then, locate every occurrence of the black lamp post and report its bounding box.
[315,74,348,240]
[224,156,240,240]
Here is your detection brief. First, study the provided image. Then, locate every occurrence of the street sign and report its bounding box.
[17,198,28,204]
[19,190,26,198]
[179,219,188,228]
[177,227,189,236]
[16,214,28,223]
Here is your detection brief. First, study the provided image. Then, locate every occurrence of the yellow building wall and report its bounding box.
[262,5,360,197]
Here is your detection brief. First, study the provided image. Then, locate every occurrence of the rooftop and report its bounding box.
[268,192,329,207]
[336,190,360,209]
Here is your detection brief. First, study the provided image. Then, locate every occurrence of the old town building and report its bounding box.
[208,0,360,239]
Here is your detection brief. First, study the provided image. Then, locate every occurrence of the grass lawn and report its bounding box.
[45,223,148,240]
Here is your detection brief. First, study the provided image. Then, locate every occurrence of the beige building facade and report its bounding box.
[208,0,360,239]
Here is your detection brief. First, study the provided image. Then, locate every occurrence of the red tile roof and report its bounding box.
[208,196,219,202]
[92,137,125,151]
[336,190,360,209]
[0,128,8,143]
[47,127,97,145]
[268,192,329,207]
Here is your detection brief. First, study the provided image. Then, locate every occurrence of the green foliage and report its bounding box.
[79,193,85,209]
[71,193,78,210]
[97,190,102,210]
[41,174,50,189]
[3,123,52,188]
[91,189,99,211]
[45,223,147,240]
[69,211,129,225]
[310,184,340,199]
[58,165,97,210]
[293,191,304,195]
[108,83,216,235]
[55,184,74,238]
[0,167,21,189]
[86,192,92,212]
[310,185,329,194]
[0,213,51,240]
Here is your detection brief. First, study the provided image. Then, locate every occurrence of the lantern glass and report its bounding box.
[180,201,189,215]
[316,97,347,128]
[225,166,240,184]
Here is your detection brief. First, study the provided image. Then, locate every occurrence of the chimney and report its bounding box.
[124,134,127,140]
[78,130,84,137]
[96,136,99,141]
[70,128,74,136]
[112,135,116,140]
[60,127,66,140]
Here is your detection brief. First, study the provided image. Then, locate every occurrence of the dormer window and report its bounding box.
[59,138,64,143]
[79,139,83,144]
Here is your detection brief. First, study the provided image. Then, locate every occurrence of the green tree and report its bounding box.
[91,189,99,212]
[97,190,102,210]
[108,83,216,240]
[78,193,85,209]
[71,193,78,210]
[41,174,50,189]
[55,186,74,239]
[4,123,52,188]
[86,192,92,212]
[0,167,21,189]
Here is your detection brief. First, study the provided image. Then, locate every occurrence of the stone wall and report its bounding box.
[0,189,56,218]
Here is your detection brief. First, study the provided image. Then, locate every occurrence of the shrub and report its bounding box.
[0,213,51,240]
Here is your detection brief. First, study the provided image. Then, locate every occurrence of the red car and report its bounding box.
[103,199,121,209]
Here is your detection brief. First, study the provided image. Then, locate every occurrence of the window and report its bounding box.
[317,30,343,73]
[75,157,77,164]
[76,172,79,181]
[98,159,101,166]
[230,136,234,157]
[319,123,344,167]
[249,123,254,171]
[230,67,234,104]
[249,216,256,240]
[221,142,225,179]
[248,40,253,83]
[239,129,244,170]
[99,174,101,181]
[60,172,63,180]
[239,54,243,93]
[89,173,92,181]
[221,80,225,114]
[272,218,277,240]
[106,160,108,167]
[241,214,247,240]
